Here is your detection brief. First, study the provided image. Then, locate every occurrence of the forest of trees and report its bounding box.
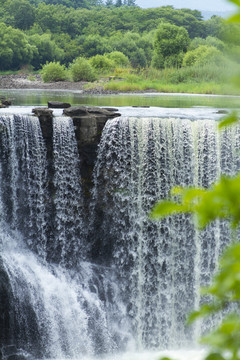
[0,0,240,81]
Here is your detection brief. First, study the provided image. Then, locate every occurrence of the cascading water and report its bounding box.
[89,117,240,349]
[0,112,239,359]
[0,114,130,359]
[52,117,85,265]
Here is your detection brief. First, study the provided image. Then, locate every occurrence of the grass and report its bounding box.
[2,63,240,96]
[104,79,240,95]
[104,63,240,95]
[0,70,20,75]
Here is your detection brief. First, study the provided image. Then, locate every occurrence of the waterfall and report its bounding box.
[52,117,85,265]
[90,117,240,349]
[0,114,130,359]
[0,113,239,359]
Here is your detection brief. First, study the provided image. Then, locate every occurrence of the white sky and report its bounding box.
[136,0,236,12]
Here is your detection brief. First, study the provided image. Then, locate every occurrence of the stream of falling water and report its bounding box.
[89,117,240,349]
[0,114,240,359]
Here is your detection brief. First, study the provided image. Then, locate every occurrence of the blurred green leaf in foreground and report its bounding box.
[153,2,240,360]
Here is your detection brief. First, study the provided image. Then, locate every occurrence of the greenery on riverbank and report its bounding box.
[1,0,240,94]
[101,64,240,94]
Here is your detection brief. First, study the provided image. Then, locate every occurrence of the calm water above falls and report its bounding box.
[0,89,240,108]
[0,111,239,360]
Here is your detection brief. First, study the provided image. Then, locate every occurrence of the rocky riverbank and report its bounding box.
[0,74,115,94]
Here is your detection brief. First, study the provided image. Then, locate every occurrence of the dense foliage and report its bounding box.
[41,61,68,81]
[69,57,96,81]
[1,0,239,77]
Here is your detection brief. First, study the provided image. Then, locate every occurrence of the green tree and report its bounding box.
[182,45,225,67]
[89,54,115,71]
[115,0,122,7]
[37,0,101,8]
[110,32,148,67]
[81,35,112,57]
[152,23,190,69]
[0,22,35,70]
[205,15,225,39]
[189,36,225,51]
[4,0,35,30]
[105,0,113,6]
[69,57,96,81]
[28,33,64,69]
[123,0,136,6]
[105,51,130,67]
[52,33,80,65]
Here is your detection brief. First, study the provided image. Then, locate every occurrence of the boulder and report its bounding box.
[63,107,88,116]
[48,101,71,109]
[102,107,119,112]
[63,106,120,119]
[32,108,53,118]
[216,110,228,114]
[2,100,11,106]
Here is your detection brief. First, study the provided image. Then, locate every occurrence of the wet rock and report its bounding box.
[63,107,88,116]
[7,355,27,360]
[2,100,11,106]
[32,108,53,118]
[63,106,120,119]
[63,106,121,148]
[0,264,13,350]
[1,346,29,360]
[216,110,228,114]
[32,108,53,143]
[48,101,71,109]
[102,107,119,112]
[2,345,18,357]
[132,106,150,108]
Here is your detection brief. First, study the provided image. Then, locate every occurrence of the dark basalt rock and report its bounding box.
[7,356,26,360]
[216,110,228,114]
[0,263,14,351]
[63,106,121,210]
[2,100,11,106]
[48,101,71,109]
[102,107,119,112]
[0,96,13,107]
[132,106,150,108]
[1,345,30,360]
[63,106,120,118]
[32,108,53,142]
[32,104,121,220]
[32,108,53,118]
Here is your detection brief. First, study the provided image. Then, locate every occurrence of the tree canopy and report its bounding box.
[0,0,236,71]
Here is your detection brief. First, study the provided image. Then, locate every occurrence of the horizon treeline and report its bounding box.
[0,0,240,73]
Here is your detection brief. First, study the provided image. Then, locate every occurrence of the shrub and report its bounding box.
[151,53,164,69]
[183,45,225,67]
[69,57,96,82]
[89,55,114,72]
[164,52,184,69]
[113,67,131,78]
[130,48,147,68]
[105,51,130,67]
[41,61,67,82]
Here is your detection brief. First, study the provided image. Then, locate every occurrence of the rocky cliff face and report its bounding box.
[34,105,120,209]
